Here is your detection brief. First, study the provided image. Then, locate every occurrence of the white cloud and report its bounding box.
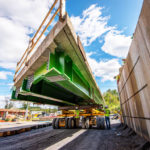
[8,83,13,86]
[0,17,29,69]
[0,95,11,108]
[0,96,7,108]
[102,30,132,58]
[0,71,13,79]
[70,4,131,58]
[0,0,56,70]
[86,53,121,82]
[0,0,53,29]
[0,96,7,100]
[0,62,16,70]
[0,95,10,101]
[71,4,113,46]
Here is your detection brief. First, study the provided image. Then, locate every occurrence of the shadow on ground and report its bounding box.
[59,123,150,150]
[0,122,150,150]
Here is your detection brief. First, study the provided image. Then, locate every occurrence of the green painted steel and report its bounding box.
[12,47,103,106]
[34,62,47,81]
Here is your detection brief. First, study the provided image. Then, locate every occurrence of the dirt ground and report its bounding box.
[0,120,149,150]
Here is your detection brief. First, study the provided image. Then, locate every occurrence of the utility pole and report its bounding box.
[25,102,28,120]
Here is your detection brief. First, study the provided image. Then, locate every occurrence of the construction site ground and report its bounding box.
[0,119,149,150]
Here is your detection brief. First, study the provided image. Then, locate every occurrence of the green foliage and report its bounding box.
[29,107,57,113]
[20,103,57,113]
[21,102,28,109]
[5,118,10,122]
[103,89,120,113]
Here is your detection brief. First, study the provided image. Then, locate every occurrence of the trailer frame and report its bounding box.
[52,104,105,129]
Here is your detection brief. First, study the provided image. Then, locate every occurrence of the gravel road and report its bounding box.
[0,121,149,150]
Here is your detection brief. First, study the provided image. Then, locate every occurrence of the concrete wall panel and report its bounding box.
[138,0,150,54]
[118,0,150,141]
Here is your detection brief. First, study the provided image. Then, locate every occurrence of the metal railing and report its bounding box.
[14,0,66,81]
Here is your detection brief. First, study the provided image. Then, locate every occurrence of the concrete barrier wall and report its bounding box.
[118,0,150,141]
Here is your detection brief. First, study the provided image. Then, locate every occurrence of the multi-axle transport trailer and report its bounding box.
[52,105,105,129]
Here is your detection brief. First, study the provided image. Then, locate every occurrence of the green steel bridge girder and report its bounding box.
[12,48,102,105]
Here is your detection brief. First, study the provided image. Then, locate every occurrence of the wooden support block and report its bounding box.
[2,132,7,137]
[17,128,25,134]
[43,124,47,127]
[25,127,31,132]
[10,130,16,136]
[31,126,37,129]
[0,132,4,137]
[38,124,43,128]
[6,131,11,136]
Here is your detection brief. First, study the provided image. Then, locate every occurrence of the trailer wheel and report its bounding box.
[85,118,90,129]
[65,118,69,129]
[68,118,75,129]
[75,118,80,128]
[52,118,57,129]
[96,117,100,129]
[96,117,105,129]
[55,118,60,129]
[81,118,86,129]
[101,117,105,129]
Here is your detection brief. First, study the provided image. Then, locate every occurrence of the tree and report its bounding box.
[4,97,14,109]
[22,102,29,109]
[103,89,120,113]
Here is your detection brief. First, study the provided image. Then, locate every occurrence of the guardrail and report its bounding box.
[14,0,66,81]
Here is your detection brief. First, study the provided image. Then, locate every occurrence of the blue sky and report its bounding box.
[68,0,143,92]
[0,0,143,107]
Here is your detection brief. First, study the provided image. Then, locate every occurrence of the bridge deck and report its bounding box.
[12,14,103,106]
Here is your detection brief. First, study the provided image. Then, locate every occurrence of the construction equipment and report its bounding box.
[52,105,105,129]
[11,0,105,129]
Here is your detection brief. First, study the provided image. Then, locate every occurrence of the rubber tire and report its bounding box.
[52,118,57,129]
[97,117,105,129]
[101,117,105,129]
[85,118,90,129]
[81,118,86,129]
[55,118,60,129]
[68,118,75,129]
[65,118,69,129]
[75,118,80,128]
[96,117,101,129]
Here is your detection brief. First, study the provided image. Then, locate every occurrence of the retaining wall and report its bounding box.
[118,0,150,141]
